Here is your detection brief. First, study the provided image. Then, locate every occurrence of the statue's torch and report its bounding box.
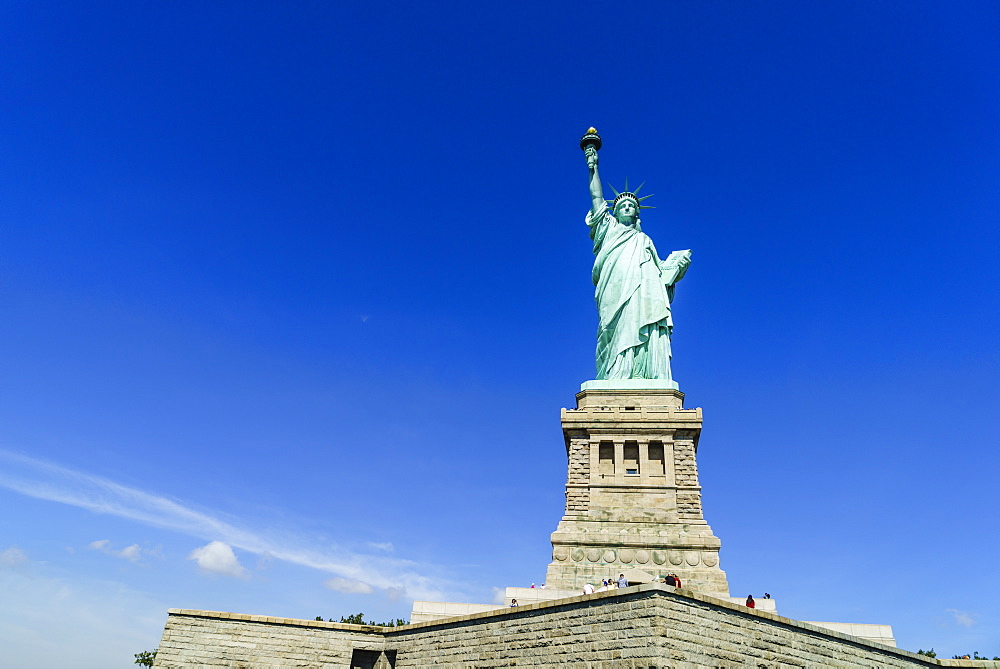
[580,127,602,152]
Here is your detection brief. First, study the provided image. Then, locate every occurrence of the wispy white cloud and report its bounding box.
[385,585,406,601]
[0,559,166,669]
[0,449,446,600]
[367,541,394,553]
[946,608,976,627]
[325,577,373,594]
[0,546,28,568]
[87,539,145,562]
[189,541,247,578]
[120,544,142,561]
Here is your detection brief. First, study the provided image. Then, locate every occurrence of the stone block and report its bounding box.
[546,390,728,596]
[154,585,945,668]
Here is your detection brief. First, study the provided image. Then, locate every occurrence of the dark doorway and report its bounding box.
[350,648,396,668]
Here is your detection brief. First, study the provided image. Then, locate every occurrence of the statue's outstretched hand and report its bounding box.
[585,145,598,170]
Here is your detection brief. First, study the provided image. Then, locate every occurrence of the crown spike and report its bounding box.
[639,205,656,209]
[608,178,656,210]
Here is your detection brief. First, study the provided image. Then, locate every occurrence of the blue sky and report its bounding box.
[1,1,997,665]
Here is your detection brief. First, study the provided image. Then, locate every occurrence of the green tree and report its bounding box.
[916,648,936,658]
[134,649,157,667]
[339,612,365,625]
[380,618,408,627]
[327,612,408,626]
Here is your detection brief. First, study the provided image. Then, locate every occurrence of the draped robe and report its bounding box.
[587,205,690,380]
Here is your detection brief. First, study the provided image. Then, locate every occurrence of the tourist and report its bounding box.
[672,573,682,588]
[510,599,518,607]
[664,574,677,587]
[617,574,628,589]
[583,583,595,595]
[746,595,755,608]
[540,583,546,589]
[764,592,770,599]
[530,583,535,588]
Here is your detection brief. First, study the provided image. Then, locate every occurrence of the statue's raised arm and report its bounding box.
[577,128,690,389]
[585,148,604,214]
[581,128,605,214]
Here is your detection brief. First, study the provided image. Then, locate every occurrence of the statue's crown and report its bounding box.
[607,177,655,210]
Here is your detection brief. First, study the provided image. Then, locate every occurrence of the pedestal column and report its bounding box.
[544,388,729,596]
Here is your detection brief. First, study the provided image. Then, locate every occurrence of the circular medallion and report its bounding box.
[586,548,602,562]
[684,552,700,566]
[652,550,666,565]
[635,550,650,564]
[668,552,683,566]
[603,549,617,563]
[618,548,634,563]
[702,552,718,567]
[571,548,585,562]
[552,547,569,562]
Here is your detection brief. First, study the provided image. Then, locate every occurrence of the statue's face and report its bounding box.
[615,199,638,224]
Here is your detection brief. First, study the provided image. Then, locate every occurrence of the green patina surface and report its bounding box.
[582,130,691,386]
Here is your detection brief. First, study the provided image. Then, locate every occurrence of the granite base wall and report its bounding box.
[154,612,388,668]
[154,584,989,668]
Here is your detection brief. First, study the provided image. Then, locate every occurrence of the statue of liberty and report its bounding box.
[581,129,691,384]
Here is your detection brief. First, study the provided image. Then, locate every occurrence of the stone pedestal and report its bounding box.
[544,387,730,596]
